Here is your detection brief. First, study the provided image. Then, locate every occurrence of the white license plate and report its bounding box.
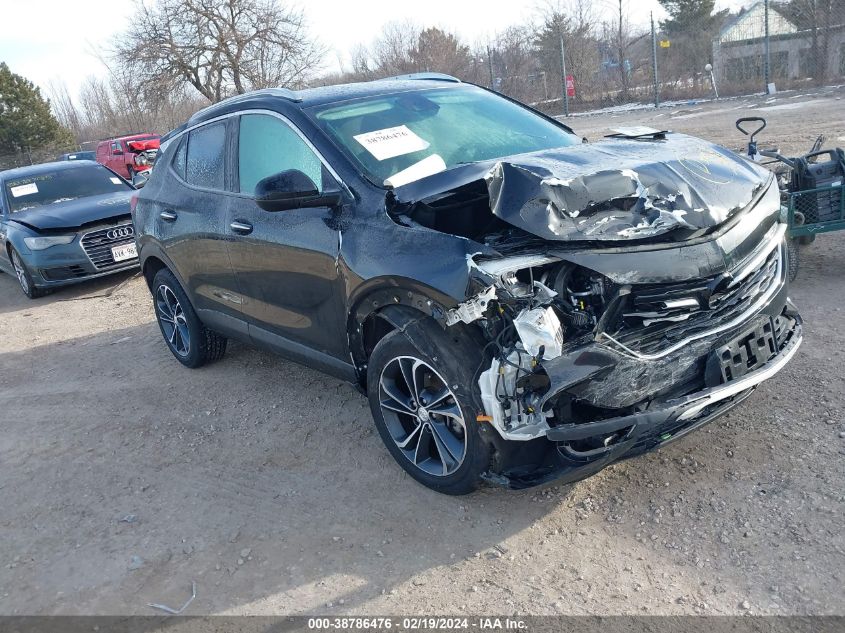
[111,243,138,262]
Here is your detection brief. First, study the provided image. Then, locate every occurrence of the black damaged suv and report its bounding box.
[133,74,802,494]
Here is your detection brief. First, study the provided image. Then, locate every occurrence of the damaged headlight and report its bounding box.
[450,254,618,440]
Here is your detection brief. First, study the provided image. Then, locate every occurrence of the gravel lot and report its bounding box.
[1,87,843,616]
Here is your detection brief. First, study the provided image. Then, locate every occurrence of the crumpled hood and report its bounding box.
[9,191,133,231]
[394,133,772,242]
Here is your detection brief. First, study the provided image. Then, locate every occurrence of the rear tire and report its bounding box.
[367,327,490,495]
[152,267,227,368]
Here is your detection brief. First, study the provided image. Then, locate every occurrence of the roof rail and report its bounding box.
[381,72,461,83]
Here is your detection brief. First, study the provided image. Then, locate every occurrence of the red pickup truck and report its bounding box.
[95,134,161,180]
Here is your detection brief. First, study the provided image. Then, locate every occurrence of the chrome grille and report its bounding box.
[80,222,137,270]
[606,244,783,356]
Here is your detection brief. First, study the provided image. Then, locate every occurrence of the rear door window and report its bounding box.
[186,122,226,190]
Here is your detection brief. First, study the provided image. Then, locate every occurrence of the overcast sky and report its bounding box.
[0,0,750,100]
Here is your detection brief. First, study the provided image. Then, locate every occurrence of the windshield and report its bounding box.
[311,86,580,187]
[4,164,132,213]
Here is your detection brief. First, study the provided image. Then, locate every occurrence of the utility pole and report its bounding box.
[487,45,496,92]
[618,0,628,99]
[559,31,570,117]
[764,0,771,93]
[650,12,659,108]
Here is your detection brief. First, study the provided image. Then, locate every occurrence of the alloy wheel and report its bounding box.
[156,284,190,357]
[11,250,29,294]
[378,356,467,476]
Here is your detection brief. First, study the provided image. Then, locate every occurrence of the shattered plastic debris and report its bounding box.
[478,351,551,441]
[512,307,564,359]
[445,285,496,325]
[148,581,197,615]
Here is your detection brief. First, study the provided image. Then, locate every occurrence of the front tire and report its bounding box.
[367,327,490,495]
[10,247,47,299]
[152,268,227,368]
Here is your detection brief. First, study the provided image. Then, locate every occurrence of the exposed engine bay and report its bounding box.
[372,130,803,486]
[444,222,795,450]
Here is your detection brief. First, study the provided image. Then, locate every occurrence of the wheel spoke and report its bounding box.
[380,397,415,416]
[396,422,423,449]
[413,425,434,466]
[380,379,415,413]
[176,323,190,353]
[156,289,174,320]
[166,290,179,316]
[429,419,463,467]
[398,358,420,403]
[428,401,463,421]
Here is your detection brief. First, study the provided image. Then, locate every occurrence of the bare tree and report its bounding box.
[47,80,85,139]
[533,1,600,105]
[370,21,423,76]
[113,0,325,103]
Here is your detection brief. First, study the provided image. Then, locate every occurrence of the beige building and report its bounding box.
[712,2,845,86]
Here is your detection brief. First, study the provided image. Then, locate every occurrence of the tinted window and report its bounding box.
[187,122,226,190]
[3,165,132,213]
[238,114,324,194]
[172,136,187,180]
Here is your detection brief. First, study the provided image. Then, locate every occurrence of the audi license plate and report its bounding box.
[111,243,138,262]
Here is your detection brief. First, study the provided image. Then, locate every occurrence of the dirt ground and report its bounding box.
[1,87,844,617]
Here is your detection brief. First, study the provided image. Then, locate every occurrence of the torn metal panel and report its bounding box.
[484,134,769,241]
[393,133,772,244]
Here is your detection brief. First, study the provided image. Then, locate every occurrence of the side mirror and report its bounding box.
[112,148,122,155]
[254,169,341,212]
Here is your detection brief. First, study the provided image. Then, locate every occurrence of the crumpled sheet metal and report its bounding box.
[441,134,769,242]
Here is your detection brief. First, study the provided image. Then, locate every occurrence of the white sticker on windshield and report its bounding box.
[353,125,429,161]
[10,182,38,197]
[384,154,447,188]
[110,177,122,184]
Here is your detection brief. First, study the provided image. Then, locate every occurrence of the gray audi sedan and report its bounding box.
[0,161,138,298]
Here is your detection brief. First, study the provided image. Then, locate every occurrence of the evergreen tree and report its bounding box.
[0,62,74,154]
[659,0,723,35]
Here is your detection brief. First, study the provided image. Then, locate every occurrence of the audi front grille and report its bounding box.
[80,223,137,270]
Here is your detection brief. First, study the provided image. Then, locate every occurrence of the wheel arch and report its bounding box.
[139,245,186,293]
[347,278,485,390]
[347,278,460,386]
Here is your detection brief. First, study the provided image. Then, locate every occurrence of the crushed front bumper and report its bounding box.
[482,309,802,490]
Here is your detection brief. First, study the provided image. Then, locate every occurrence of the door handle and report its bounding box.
[230,220,253,235]
[160,210,178,222]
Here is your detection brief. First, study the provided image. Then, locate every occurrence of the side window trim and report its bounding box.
[170,135,188,180]
[170,120,228,193]
[165,110,349,198]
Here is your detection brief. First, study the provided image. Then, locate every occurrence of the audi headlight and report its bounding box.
[23,235,75,250]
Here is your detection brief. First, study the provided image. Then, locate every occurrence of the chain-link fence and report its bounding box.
[0,145,73,171]
[482,0,845,115]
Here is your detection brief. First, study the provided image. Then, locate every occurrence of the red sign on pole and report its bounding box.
[565,75,576,97]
